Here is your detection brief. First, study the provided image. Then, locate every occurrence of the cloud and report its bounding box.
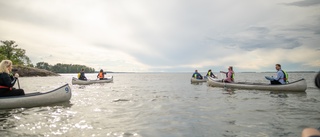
[285,0,320,7]
[0,0,319,72]
[207,26,303,51]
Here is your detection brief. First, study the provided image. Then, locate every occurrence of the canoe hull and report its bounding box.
[0,84,72,109]
[72,76,113,85]
[191,76,219,83]
[191,77,207,83]
[207,77,307,92]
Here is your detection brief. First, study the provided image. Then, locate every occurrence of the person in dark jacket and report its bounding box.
[78,68,87,80]
[192,70,203,79]
[206,69,217,78]
[0,60,25,97]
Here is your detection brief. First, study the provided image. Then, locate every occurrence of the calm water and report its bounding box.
[0,72,319,137]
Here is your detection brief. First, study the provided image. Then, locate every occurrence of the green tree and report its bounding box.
[0,40,31,65]
[36,62,52,70]
[35,62,96,73]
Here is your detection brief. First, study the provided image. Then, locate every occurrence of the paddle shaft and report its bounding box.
[17,78,20,89]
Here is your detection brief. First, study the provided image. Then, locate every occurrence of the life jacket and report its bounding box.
[194,74,197,78]
[207,72,211,76]
[98,72,104,78]
[0,85,12,91]
[281,70,288,83]
[77,73,81,79]
[226,72,235,81]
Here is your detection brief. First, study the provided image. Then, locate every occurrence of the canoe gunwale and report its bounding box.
[190,77,207,82]
[72,76,113,85]
[207,77,307,92]
[0,84,70,99]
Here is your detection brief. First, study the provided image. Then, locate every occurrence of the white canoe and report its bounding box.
[191,76,219,83]
[72,76,113,85]
[191,77,207,83]
[0,84,71,109]
[207,77,307,92]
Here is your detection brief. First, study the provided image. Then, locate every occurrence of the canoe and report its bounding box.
[207,77,307,92]
[191,76,220,83]
[0,84,71,109]
[72,76,113,85]
[191,77,207,83]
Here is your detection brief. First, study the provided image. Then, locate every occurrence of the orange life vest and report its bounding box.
[98,72,104,78]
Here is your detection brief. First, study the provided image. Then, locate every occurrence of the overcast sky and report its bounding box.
[0,0,319,72]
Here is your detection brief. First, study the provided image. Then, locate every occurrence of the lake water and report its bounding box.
[0,72,319,137]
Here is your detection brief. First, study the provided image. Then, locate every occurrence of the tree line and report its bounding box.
[36,62,95,73]
[1,40,95,73]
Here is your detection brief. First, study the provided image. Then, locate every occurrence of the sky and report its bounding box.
[0,0,319,72]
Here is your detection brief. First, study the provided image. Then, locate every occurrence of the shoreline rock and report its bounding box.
[13,65,60,77]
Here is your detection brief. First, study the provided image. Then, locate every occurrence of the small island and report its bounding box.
[13,65,59,77]
[1,40,95,77]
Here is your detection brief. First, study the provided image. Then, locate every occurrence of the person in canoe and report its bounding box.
[78,68,87,80]
[206,69,217,78]
[97,69,106,80]
[192,70,203,79]
[265,64,288,85]
[220,66,234,83]
[0,60,25,97]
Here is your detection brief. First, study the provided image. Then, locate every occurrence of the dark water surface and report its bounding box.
[0,73,319,137]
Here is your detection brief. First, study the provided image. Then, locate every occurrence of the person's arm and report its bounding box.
[3,73,16,87]
[82,72,87,79]
[274,71,282,81]
[213,74,217,78]
[220,71,227,74]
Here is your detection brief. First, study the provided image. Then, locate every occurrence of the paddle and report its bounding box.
[17,78,20,89]
[12,69,20,89]
[219,71,227,89]
[315,71,320,89]
[219,71,224,82]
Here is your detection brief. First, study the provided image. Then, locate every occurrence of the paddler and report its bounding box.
[192,70,203,79]
[78,68,87,80]
[265,64,288,85]
[206,69,217,78]
[220,66,234,83]
[97,69,105,80]
[0,60,25,97]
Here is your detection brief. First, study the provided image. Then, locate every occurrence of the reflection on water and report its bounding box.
[0,73,319,136]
